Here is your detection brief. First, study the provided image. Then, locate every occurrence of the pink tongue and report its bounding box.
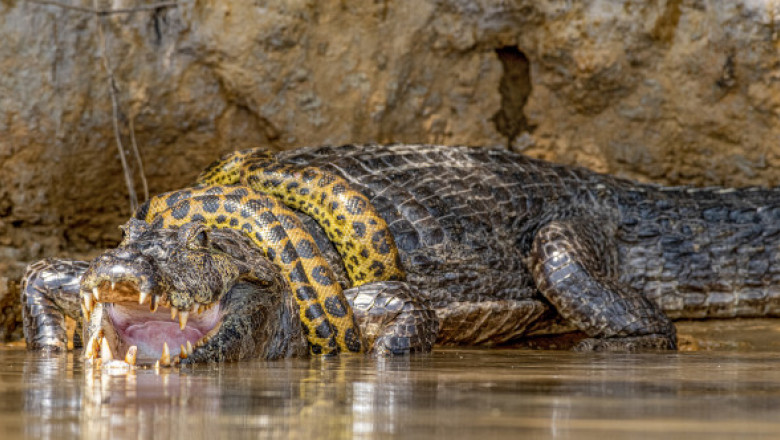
[124,321,203,360]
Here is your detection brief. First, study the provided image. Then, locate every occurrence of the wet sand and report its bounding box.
[2,319,780,439]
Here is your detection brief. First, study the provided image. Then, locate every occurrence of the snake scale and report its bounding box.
[137,148,406,355]
[24,143,780,366]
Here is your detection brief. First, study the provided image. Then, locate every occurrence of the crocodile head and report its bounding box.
[80,218,306,366]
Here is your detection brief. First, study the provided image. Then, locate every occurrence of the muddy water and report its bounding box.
[2,320,780,440]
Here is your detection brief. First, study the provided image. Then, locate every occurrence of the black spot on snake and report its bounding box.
[296,239,317,259]
[295,285,316,301]
[311,265,334,286]
[352,221,366,238]
[323,296,347,318]
[200,195,220,213]
[315,321,333,339]
[305,304,326,322]
[280,241,297,264]
[268,225,286,244]
[171,200,191,220]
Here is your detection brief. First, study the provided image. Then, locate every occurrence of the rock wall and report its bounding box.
[3,0,780,306]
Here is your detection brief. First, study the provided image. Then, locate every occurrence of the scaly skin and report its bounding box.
[22,144,780,364]
[25,220,308,364]
[197,148,405,285]
[140,185,364,355]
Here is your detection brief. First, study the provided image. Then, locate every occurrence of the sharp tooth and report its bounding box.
[110,281,116,290]
[92,287,100,301]
[186,340,193,355]
[178,311,188,330]
[150,295,158,313]
[160,342,171,367]
[138,290,149,305]
[125,346,137,366]
[84,334,98,359]
[179,344,187,359]
[100,337,113,362]
[171,307,178,321]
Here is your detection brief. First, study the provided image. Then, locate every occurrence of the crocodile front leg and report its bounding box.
[344,281,438,355]
[21,258,88,351]
[530,219,677,351]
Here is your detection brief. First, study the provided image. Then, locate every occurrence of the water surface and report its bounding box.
[2,319,780,439]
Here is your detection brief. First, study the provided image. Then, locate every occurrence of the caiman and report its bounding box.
[20,144,780,366]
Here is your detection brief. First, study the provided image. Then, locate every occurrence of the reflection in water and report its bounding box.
[19,353,81,439]
[6,319,780,439]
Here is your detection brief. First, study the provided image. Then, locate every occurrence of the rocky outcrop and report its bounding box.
[3,0,780,292]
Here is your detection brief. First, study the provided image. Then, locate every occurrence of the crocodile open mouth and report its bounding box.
[82,280,222,367]
[76,218,297,366]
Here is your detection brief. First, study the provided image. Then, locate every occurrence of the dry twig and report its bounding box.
[129,117,149,202]
[92,0,138,212]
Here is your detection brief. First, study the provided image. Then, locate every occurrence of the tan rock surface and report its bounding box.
[2,0,780,294]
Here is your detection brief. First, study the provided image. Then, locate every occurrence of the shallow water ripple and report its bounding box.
[2,319,780,439]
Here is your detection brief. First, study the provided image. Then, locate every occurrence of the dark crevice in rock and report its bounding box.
[651,0,682,43]
[716,53,736,90]
[150,8,168,45]
[491,46,534,148]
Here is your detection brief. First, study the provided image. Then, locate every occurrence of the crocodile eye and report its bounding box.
[194,230,209,248]
[186,228,209,249]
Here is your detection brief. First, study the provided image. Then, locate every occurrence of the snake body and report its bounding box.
[197,149,405,285]
[139,185,363,355]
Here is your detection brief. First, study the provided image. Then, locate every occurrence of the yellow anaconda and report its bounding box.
[141,185,364,355]
[197,148,405,285]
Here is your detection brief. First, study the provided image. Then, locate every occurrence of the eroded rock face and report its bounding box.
[2,0,780,292]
